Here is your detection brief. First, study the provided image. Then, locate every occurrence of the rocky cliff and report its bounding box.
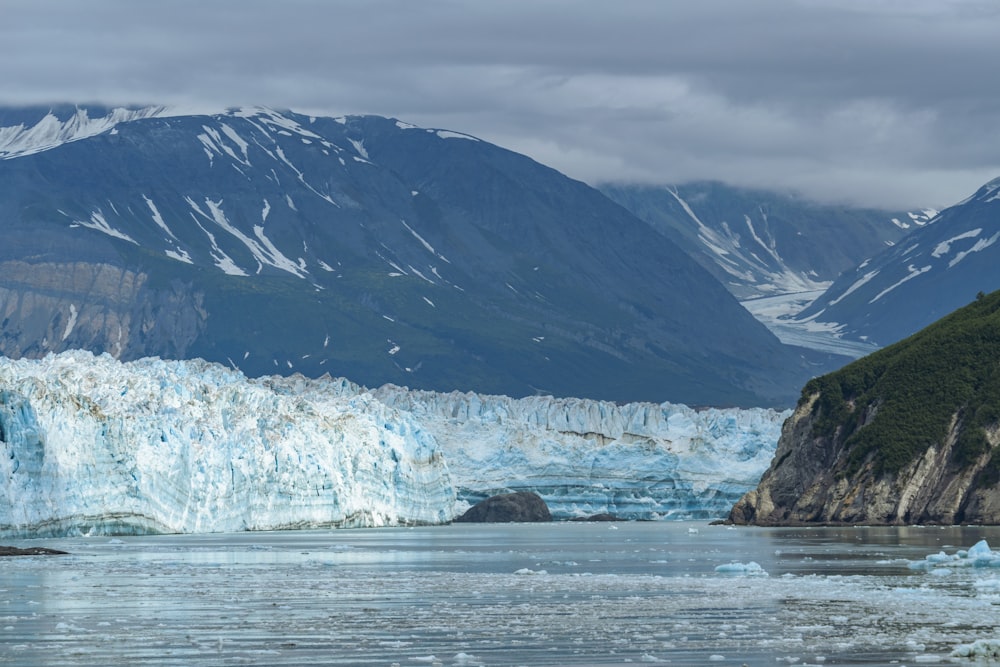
[0,260,207,361]
[730,290,1000,525]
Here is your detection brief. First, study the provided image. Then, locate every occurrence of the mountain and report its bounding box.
[599,181,932,301]
[0,351,788,537]
[730,289,1000,525]
[0,105,822,406]
[795,177,1000,347]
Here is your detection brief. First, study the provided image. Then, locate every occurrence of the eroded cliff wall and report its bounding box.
[730,393,1000,525]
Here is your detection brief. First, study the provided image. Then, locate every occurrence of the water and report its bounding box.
[3,522,1000,666]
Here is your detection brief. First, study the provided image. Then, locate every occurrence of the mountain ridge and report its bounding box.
[0,105,825,407]
[599,181,931,301]
[795,176,1000,347]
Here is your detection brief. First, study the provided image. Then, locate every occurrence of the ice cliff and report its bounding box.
[372,386,788,519]
[0,352,452,537]
[0,352,789,537]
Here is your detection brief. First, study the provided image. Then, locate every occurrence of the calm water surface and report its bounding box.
[3,522,1000,666]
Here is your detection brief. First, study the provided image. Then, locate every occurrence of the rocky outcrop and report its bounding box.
[729,394,1000,525]
[0,260,207,361]
[454,492,552,523]
[730,289,1000,526]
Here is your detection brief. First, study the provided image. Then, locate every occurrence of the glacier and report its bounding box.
[0,352,788,537]
[372,386,788,520]
[0,352,452,537]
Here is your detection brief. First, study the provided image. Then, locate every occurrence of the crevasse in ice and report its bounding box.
[0,351,789,537]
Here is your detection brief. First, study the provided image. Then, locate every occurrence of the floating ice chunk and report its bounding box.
[968,539,996,561]
[640,654,664,662]
[708,655,725,661]
[714,561,768,576]
[952,639,1000,660]
[452,653,481,665]
[909,540,1000,571]
[974,577,1000,592]
[513,568,547,576]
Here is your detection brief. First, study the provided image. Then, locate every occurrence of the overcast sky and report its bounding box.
[3,0,1000,209]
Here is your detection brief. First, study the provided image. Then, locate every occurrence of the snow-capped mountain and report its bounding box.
[0,105,823,407]
[795,177,1000,347]
[600,181,933,301]
[0,104,167,159]
[0,351,788,537]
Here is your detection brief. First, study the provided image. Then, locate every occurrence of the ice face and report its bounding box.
[372,386,789,519]
[0,351,454,537]
[1,351,788,537]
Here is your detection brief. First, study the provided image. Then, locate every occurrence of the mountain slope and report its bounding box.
[730,289,1000,525]
[0,106,819,406]
[796,177,1000,347]
[599,181,930,300]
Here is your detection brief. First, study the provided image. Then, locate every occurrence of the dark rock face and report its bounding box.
[454,492,552,523]
[730,394,1000,526]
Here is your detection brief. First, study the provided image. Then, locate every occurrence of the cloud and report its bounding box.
[3,0,1000,208]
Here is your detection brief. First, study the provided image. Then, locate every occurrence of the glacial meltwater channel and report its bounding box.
[3,522,1000,666]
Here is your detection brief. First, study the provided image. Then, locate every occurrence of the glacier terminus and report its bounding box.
[0,351,787,538]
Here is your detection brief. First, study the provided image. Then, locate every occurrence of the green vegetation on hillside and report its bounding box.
[802,289,1000,476]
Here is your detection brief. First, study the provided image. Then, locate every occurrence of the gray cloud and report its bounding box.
[3,0,1000,208]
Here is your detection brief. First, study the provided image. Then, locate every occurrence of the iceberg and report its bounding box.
[0,351,788,537]
[714,561,768,576]
[907,540,1000,571]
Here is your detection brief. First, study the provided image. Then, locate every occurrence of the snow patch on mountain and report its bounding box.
[829,269,881,306]
[69,210,138,245]
[891,208,939,229]
[933,229,982,258]
[664,186,831,298]
[143,195,177,240]
[435,129,479,141]
[869,264,932,304]
[947,232,1000,269]
[0,106,166,159]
